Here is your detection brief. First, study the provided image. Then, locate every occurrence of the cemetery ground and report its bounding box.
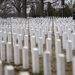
[1,19,74,75]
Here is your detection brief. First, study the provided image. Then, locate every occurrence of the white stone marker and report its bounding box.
[8,27,11,32]
[50,25,52,31]
[62,32,67,49]
[0,42,1,59]
[72,33,75,50]
[32,48,39,73]
[7,42,12,63]
[30,29,34,39]
[59,25,62,36]
[46,38,51,53]
[3,31,7,43]
[24,35,28,47]
[38,37,43,54]
[16,27,19,39]
[45,25,48,34]
[73,25,75,33]
[55,32,59,49]
[56,39,61,58]
[72,57,75,75]
[36,29,39,43]
[8,32,11,42]
[48,31,52,38]
[43,51,51,75]
[14,44,20,65]
[62,25,65,32]
[54,25,57,34]
[20,27,23,40]
[57,54,65,75]
[0,31,2,57]
[0,60,2,75]
[48,31,52,45]
[67,28,71,40]
[13,33,16,47]
[1,41,5,61]
[42,30,45,44]
[66,40,72,62]
[22,46,29,69]
[19,72,30,75]
[25,28,28,35]
[5,65,14,75]
[55,32,59,41]
[31,36,35,52]
[0,31,2,42]
[39,27,42,37]
[18,34,22,49]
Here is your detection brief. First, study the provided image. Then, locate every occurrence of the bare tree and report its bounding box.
[10,0,22,17]
[0,0,60,17]
[10,0,27,18]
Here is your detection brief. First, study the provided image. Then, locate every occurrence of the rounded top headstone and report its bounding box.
[19,72,30,75]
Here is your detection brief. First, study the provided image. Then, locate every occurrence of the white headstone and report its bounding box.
[18,34,22,49]
[38,37,43,54]
[8,32,11,42]
[13,33,16,47]
[14,44,20,65]
[19,72,30,75]
[7,42,12,63]
[62,32,67,49]
[43,51,51,75]
[72,33,75,50]
[1,41,5,61]
[66,40,72,62]
[32,48,39,73]
[31,36,35,52]
[0,61,2,75]
[57,54,65,75]
[5,66,14,75]
[22,46,29,69]
[73,57,75,75]
[24,35,28,47]
[56,39,61,58]
[46,38,51,53]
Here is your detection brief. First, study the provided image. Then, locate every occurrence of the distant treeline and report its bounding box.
[0,0,75,18]
[29,2,75,17]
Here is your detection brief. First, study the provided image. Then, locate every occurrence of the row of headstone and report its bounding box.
[0,17,53,75]
[54,17,75,75]
[54,18,74,63]
[0,17,75,75]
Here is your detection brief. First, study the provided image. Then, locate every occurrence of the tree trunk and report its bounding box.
[0,0,4,4]
[41,0,44,17]
[22,0,27,18]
